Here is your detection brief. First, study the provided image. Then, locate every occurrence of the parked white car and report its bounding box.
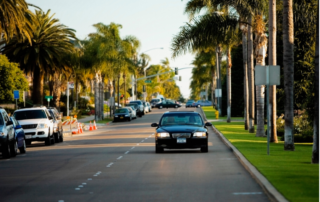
[124,107,137,119]
[13,107,55,146]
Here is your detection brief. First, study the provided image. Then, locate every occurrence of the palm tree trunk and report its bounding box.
[226,46,232,123]
[211,66,216,108]
[100,76,104,120]
[283,0,295,150]
[242,26,249,130]
[312,2,319,163]
[32,67,45,105]
[123,74,126,106]
[269,0,278,143]
[248,16,255,133]
[94,72,102,121]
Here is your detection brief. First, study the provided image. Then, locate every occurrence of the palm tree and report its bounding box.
[311,1,318,163]
[1,9,77,105]
[0,0,34,43]
[283,0,295,150]
[268,0,278,142]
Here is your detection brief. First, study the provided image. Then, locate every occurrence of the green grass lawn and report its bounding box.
[201,106,243,120]
[202,107,319,202]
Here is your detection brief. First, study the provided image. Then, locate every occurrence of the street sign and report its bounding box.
[45,96,53,99]
[68,82,74,89]
[13,90,19,99]
[145,80,152,83]
[215,89,222,97]
[255,65,280,85]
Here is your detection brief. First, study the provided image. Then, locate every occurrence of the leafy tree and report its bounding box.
[0,55,28,103]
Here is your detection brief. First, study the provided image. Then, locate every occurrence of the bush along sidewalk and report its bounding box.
[202,106,319,202]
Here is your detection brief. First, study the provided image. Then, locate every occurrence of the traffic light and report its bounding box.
[179,76,182,81]
[175,67,178,75]
[143,85,146,92]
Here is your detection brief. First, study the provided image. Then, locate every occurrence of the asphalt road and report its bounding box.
[0,107,270,202]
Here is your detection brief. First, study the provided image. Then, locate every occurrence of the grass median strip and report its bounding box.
[202,106,319,202]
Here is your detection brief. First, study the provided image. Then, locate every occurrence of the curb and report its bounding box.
[199,107,288,202]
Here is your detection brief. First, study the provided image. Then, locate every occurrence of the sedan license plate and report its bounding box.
[25,135,32,139]
[177,138,186,144]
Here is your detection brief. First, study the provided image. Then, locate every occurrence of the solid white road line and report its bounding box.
[232,192,263,195]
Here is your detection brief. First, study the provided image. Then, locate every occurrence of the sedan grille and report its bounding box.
[22,124,38,129]
[172,133,191,138]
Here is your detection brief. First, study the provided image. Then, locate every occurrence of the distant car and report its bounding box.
[10,116,26,154]
[13,107,55,146]
[146,102,152,112]
[151,111,212,153]
[113,108,132,122]
[126,103,142,117]
[155,100,181,109]
[129,101,145,116]
[150,98,161,108]
[47,108,63,143]
[142,101,149,114]
[195,100,213,107]
[124,107,137,119]
[0,108,17,158]
[185,100,195,108]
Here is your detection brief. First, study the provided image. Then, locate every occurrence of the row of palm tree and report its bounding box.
[172,0,318,161]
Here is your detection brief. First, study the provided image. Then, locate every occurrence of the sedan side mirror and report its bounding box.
[151,123,158,127]
[15,125,22,129]
[205,122,212,127]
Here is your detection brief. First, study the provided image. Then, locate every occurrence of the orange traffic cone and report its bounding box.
[89,121,93,131]
[77,123,82,134]
[93,120,97,130]
[79,123,83,133]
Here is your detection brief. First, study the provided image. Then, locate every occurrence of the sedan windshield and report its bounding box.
[115,109,128,113]
[14,110,47,120]
[160,114,203,126]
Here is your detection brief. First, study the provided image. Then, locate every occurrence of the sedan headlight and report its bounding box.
[193,132,206,137]
[37,123,48,129]
[156,132,170,138]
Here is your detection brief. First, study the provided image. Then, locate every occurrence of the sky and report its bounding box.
[28,0,195,99]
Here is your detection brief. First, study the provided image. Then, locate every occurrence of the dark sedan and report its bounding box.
[155,100,181,109]
[151,111,212,153]
[113,108,132,122]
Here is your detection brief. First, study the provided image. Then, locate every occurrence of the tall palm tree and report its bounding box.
[1,9,77,105]
[268,0,278,142]
[311,1,318,163]
[0,0,34,43]
[283,0,295,150]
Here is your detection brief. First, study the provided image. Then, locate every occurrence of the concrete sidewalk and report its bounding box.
[77,112,111,123]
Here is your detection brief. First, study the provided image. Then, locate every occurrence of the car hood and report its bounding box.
[17,119,48,125]
[157,125,206,133]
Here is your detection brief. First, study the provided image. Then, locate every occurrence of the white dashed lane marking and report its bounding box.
[88,178,92,181]
[75,188,80,191]
[107,162,114,167]
[125,151,129,154]
[131,147,135,149]
[117,156,123,160]
[82,183,87,185]
[79,185,83,188]
[58,200,64,202]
